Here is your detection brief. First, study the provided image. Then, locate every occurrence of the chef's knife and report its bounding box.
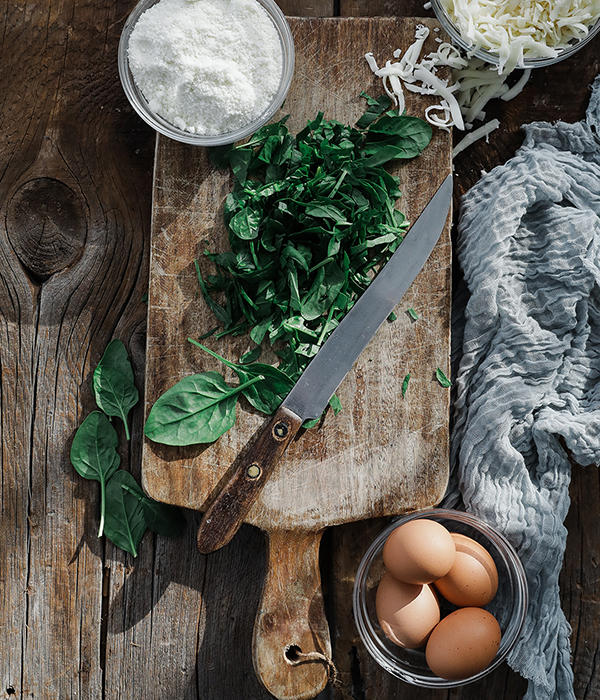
[197,174,453,554]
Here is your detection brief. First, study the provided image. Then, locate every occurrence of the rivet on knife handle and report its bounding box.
[197,405,303,554]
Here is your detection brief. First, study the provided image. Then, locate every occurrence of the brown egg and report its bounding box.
[376,572,440,649]
[425,607,502,679]
[382,519,456,584]
[433,533,499,607]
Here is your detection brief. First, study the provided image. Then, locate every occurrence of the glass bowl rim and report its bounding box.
[117,0,295,146]
[352,508,529,688]
[429,0,600,70]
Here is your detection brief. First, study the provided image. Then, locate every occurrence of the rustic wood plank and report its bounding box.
[2,0,598,698]
[279,0,335,14]
[0,0,154,698]
[340,0,435,16]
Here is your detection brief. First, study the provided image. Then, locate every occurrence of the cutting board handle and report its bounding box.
[253,529,332,700]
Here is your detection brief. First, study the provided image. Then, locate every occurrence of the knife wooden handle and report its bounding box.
[197,405,303,554]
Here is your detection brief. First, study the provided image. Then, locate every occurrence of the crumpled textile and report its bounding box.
[446,74,600,700]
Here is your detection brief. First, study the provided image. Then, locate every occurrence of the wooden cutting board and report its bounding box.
[142,16,452,700]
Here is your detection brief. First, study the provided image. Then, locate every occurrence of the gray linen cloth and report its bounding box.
[446,74,600,700]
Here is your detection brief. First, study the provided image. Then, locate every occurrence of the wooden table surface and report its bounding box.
[1,1,599,699]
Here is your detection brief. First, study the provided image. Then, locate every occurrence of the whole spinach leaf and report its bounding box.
[144,371,264,446]
[71,340,186,554]
[92,339,139,440]
[70,410,120,537]
[103,471,147,557]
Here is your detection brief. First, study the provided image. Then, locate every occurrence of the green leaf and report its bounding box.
[187,338,294,416]
[139,496,186,538]
[183,97,433,430]
[436,368,452,388]
[117,477,186,538]
[329,393,342,414]
[70,411,120,537]
[228,147,254,183]
[239,346,262,364]
[235,364,294,415]
[300,261,346,321]
[402,373,410,398]
[144,372,263,446]
[103,471,147,557]
[230,207,262,240]
[70,411,120,482]
[355,92,393,129]
[195,260,232,326]
[92,339,139,440]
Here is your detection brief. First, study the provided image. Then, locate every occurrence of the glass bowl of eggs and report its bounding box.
[118,0,295,146]
[353,508,528,687]
[429,0,600,73]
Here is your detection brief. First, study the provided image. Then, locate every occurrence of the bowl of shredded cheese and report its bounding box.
[118,0,295,146]
[429,0,600,74]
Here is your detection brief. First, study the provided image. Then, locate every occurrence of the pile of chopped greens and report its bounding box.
[201,92,432,381]
[144,94,434,447]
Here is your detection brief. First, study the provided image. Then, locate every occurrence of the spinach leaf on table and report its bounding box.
[103,470,148,558]
[92,339,139,440]
[71,339,186,555]
[70,410,120,537]
[104,471,186,554]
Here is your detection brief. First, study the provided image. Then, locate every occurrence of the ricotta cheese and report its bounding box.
[127,0,283,136]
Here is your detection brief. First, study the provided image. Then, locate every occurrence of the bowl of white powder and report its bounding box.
[118,0,295,145]
[429,0,600,74]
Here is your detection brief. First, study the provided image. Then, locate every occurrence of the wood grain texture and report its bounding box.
[2,0,599,698]
[142,17,453,531]
[0,0,154,697]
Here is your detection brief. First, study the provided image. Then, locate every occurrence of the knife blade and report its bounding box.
[197,173,452,554]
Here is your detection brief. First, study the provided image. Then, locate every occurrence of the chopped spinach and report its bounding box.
[402,373,411,398]
[144,96,433,448]
[201,95,432,383]
[436,368,452,387]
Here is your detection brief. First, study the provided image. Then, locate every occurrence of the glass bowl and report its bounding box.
[117,0,295,146]
[353,508,528,688]
[430,0,600,70]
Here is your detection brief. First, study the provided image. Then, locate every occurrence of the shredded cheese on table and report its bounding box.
[365,25,533,155]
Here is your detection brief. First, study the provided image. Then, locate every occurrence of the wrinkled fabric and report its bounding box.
[446,74,600,700]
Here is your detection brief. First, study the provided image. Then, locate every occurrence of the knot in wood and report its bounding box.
[7,177,87,281]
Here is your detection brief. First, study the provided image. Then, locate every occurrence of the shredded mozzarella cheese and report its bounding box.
[452,118,500,157]
[365,25,533,154]
[439,0,600,73]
